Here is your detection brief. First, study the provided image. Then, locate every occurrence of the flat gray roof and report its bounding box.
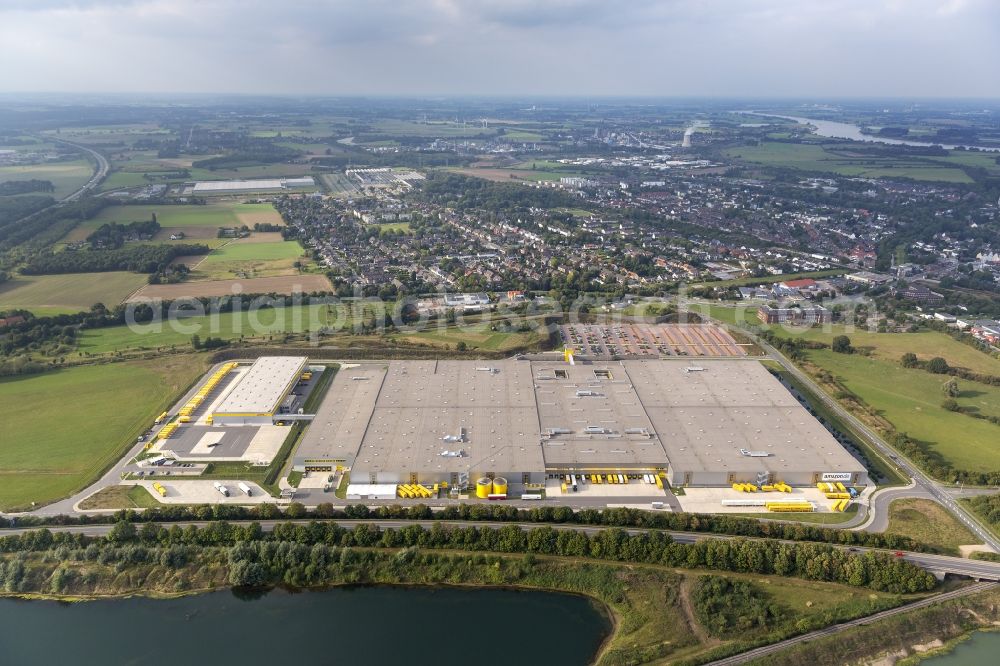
[533,361,670,467]
[297,360,543,474]
[214,356,307,415]
[623,360,865,476]
[296,358,865,477]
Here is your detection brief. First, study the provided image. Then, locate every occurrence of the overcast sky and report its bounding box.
[1,0,997,97]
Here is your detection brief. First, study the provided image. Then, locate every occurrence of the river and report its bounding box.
[745,112,1000,153]
[0,586,611,665]
[920,631,1000,665]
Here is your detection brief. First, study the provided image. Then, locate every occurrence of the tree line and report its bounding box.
[0,197,105,251]
[0,520,937,595]
[0,179,55,196]
[10,502,931,553]
[85,218,160,249]
[22,243,210,275]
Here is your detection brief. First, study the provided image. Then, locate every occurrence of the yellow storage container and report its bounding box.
[492,477,508,496]
[475,478,493,499]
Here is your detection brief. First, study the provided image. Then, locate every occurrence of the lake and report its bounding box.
[920,631,1000,665]
[0,586,612,665]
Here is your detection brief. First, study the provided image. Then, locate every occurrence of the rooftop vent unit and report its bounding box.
[351,376,370,381]
[684,366,706,373]
[439,449,465,458]
[584,426,609,434]
[575,390,599,397]
[739,448,771,457]
[476,367,499,374]
[546,427,572,436]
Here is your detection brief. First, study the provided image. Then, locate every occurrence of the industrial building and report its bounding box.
[191,177,315,194]
[212,356,309,425]
[293,358,867,491]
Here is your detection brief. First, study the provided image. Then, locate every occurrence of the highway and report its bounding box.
[705,581,998,665]
[50,135,109,200]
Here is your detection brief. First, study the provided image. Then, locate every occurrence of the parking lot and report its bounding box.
[675,486,836,513]
[560,323,746,358]
[133,480,271,504]
[156,425,260,461]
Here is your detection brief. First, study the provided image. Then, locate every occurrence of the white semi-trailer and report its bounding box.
[213,482,230,497]
[238,482,252,496]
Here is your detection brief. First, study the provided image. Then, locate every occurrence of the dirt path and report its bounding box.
[679,577,718,647]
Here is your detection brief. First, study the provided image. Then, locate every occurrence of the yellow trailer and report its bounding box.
[836,482,848,493]
[152,482,166,497]
[654,475,664,490]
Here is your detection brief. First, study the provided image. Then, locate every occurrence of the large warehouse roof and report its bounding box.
[623,360,863,476]
[192,177,315,193]
[296,358,865,479]
[297,360,544,474]
[214,356,307,415]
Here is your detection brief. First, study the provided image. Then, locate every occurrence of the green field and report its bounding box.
[800,349,1000,471]
[0,356,206,510]
[199,240,303,263]
[388,322,543,352]
[700,303,1000,375]
[771,325,1000,375]
[77,302,386,354]
[191,240,307,280]
[375,222,411,233]
[94,202,278,228]
[724,141,977,183]
[76,308,538,356]
[0,158,94,199]
[77,484,160,510]
[886,498,980,555]
[59,202,283,245]
[693,303,766,327]
[0,272,148,314]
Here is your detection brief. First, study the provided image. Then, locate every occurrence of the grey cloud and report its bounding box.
[0,0,996,97]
